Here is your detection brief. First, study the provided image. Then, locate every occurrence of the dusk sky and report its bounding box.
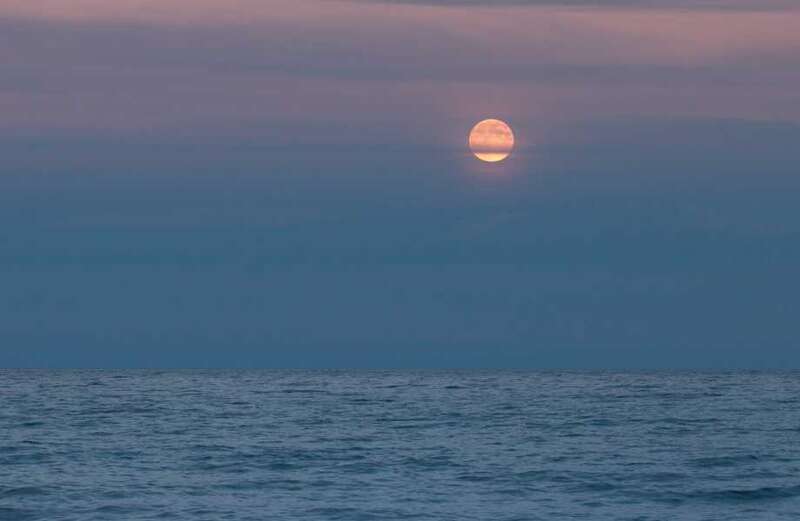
[2,0,800,367]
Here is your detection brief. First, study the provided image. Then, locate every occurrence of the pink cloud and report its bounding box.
[1,1,799,143]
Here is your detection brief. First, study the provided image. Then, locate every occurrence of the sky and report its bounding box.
[2,0,800,368]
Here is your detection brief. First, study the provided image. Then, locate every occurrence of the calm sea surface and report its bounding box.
[2,370,800,520]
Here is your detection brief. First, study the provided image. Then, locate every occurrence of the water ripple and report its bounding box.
[1,370,799,520]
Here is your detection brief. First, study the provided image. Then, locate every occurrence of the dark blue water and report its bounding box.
[2,370,800,520]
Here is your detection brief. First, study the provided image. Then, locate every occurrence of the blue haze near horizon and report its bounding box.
[2,118,800,368]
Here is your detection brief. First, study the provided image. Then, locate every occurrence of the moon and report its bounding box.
[469,119,515,163]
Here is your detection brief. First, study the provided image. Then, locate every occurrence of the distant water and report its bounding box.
[2,370,800,520]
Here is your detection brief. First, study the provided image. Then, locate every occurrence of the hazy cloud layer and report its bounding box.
[4,0,799,23]
[347,0,800,8]
[2,3,799,143]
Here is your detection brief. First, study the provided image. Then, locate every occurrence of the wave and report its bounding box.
[693,485,800,502]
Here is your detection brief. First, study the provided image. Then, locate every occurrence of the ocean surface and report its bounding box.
[2,370,800,520]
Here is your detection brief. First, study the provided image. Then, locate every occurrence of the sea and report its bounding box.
[2,370,800,520]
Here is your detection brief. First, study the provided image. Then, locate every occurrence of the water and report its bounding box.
[2,370,800,520]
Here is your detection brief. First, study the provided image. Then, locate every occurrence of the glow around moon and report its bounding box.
[469,119,515,163]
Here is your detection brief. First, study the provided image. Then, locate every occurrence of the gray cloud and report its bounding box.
[1,10,799,142]
[343,0,800,9]
[3,17,798,86]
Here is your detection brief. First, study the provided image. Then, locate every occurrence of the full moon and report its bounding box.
[469,119,515,163]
